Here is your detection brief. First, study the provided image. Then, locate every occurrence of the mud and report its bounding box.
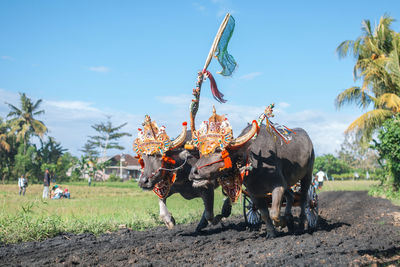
[1,191,400,266]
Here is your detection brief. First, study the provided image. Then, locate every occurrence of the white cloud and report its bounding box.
[278,102,290,108]
[211,0,236,17]
[193,2,206,12]
[1,56,14,61]
[157,94,360,156]
[88,66,110,73]
[0,89,360,158]
[45,100,100,113]
[0,89,140,156]
[239,72,262,80]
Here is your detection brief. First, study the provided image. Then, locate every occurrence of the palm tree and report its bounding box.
[0,117,10,152]
[336,15,400,141]
[6,93,47,153]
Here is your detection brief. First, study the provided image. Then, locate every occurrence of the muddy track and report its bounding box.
[1,191,400,266]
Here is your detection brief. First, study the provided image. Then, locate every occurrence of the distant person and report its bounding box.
[52,185,63,199]
[88,176,92,187]
[43,169,51,199]
[18,174,27,196]
[63,188,70,199]
[316,170,326,189]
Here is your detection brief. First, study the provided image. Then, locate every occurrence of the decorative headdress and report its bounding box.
[192,106,259,155]
[134,115,187,156]
[192,106,233,155]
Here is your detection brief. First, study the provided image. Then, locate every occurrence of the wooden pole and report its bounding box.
[190,13,231,134]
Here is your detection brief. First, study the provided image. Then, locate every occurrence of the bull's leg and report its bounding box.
[196,211,208,232]
[299,172,312,232]
[211,197,232,227]
[253,196,277,238]
[221,197,232,218]
[270,186,286,228]
[159,198,175,229]
[196,187,215,231]
[284,190,295,233]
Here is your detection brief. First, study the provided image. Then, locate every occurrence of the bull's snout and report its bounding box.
[138,173,150,188]
[189,166,200,181]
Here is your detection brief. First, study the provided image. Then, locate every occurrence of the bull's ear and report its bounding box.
[178,150,192,161]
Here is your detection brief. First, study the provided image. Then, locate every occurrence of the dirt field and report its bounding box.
[1,191,400,266]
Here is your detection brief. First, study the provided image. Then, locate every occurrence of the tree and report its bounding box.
[80,141,99,158]
[314,154,350,176]
[88,117,131,158]
[373,115,400,190]
[0,117,10,152]
[336,15,400,142]
[0,118,19,183]
[38,136,67,165]
[337,134,380,173]
[6,93,47,154]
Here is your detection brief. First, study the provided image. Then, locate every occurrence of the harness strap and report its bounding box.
[197,158,224,170]
[197,150,233,170]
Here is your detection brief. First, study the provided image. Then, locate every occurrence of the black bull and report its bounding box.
[190,125,315,238]
[138,131,232,231]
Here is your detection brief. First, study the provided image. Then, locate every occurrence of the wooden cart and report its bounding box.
[242,182,319,230]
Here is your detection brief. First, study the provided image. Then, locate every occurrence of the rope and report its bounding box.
[159,156,188,172]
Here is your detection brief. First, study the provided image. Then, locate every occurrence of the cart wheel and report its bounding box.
[305,184,318,230]
[243,194,262,227]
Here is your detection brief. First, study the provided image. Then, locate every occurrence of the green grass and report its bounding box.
[0,182,242,244]
[0,179,395,244]
[318,180,379,192]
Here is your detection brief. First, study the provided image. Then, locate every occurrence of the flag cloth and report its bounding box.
[215,15,237,76]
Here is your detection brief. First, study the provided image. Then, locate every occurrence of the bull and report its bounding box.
[189,109,315,238]
[135,116,231,231]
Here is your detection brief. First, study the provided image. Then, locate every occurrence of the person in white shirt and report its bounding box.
[18,174,27,196]
[52,185,63,199]
[315,170,326,189]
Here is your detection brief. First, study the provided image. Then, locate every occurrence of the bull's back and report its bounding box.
[248,127,314,189]
[276,128,314,185]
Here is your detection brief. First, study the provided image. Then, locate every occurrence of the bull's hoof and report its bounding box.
[265,229,278,239]
[273,217,287,229]
[164,216,176,230]
[195,218,209,232]
[165,221,175,229]
[212,215,223,225]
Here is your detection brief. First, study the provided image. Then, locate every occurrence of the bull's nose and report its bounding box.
[138,175,149,187]
[189,167,199,180]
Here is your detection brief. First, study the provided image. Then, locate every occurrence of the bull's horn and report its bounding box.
[170,122,188,150]
[228,120,259,149]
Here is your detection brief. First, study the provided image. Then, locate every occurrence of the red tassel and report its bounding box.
[162,156,176,165]
[203,70,226,103]
[221,150,232,169]
[138,157,144,168]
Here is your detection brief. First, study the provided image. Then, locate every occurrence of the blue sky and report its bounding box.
[1,0,399,156]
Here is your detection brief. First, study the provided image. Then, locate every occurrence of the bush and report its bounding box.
[373,115,400,190]
[108,174,121,182]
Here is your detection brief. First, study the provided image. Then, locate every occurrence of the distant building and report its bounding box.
[99,154,142,181]
[67,154,142,181]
